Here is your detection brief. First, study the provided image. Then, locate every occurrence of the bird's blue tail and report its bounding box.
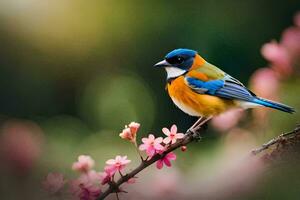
[252,97,295,114]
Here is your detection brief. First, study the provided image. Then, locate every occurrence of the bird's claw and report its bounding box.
[188,128,202,141]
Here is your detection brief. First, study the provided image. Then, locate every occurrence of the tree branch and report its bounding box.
[99,122,300,199]
[98,119,208,199]
[251,124,300,156]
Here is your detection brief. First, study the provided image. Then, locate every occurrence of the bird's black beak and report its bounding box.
[154,59,171,67]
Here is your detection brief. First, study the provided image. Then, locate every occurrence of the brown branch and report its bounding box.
[99,122,300,199]
[251,124,300,156]
[98,119,208,200]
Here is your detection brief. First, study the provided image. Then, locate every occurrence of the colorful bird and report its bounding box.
[154,48,294,123]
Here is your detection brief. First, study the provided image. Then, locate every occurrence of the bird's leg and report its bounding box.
[189,117,203,131]
[187,117,203,136]
[194,116,212,130]
[189,116,213,141]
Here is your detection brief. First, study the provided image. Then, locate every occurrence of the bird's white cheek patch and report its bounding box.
[165,67,186,79]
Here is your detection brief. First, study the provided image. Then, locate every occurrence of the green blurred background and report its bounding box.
[0,0,300,199]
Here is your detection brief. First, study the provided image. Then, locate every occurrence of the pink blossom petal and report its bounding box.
[120,155,127,161]
[115,155,122,161]
[100,172,111,185]
[170,124,177,133]
[122,159,131,165]
[148,134,155,140]
[146,147,156,157]
[139,144,147,151]
[162,128,170,136]
[163,137,171,144]
[163,158,172,167]
[155,137,163,144]
[105,159,116,165]
[105,165,117,176]
[176,133,185,139]
[141,137,149,144]
[156,160,163,169]
[154,143,164,151]
[166,152,177,160]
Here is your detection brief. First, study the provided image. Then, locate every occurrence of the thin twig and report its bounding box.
[251,124,300,155]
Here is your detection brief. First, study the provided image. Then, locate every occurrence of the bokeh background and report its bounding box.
[0,0,300,199]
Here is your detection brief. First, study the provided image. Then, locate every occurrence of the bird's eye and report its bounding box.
[166,56,184,64]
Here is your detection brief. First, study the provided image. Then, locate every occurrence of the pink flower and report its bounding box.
[0,120,43,175]
[42,172,66,195]
[128,122,140,135]
[261,41,292,76]
[119,127,132,140]
[250,68,280,125]
[72,155,95,173]
[119,122,140,144]
[156,152,177,169]
[294,11,300,27]
[69,170,102,200]
[211,108,244,132]
[99,171,110,185]
[139,134,164,157]
[105,155,131,174]
[162,124,184,144]
[99,165,115,185]
[281,27,300,59]
[250,68,279,100]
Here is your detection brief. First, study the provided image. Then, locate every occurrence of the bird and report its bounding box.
[154,48,294,125]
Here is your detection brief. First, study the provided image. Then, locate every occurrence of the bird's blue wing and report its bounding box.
[186,76,255,102]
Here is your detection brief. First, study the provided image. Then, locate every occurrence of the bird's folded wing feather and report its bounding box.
[186,68,256,102]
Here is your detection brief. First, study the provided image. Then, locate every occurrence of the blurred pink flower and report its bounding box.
[212,108,244,132]
[42,172,66,195]
[99,165,116,185]
[250,68,280,125]
[281,27,300,59]
[72,155,95,173]
[139,134,164,157]
[119,122,140,144]
[156,152,177,169]
[119,127,132,141]
[69,170,102,200]
[144,168,181,198]
[105,155,131,174]
[128,122,140,135]
[294,11,300,27]
[99,171,110,185]
[0,120,43,175]
[250,68,279,100]
[261,41,292,76]
[103,165,115,176]
[162,124,184,144]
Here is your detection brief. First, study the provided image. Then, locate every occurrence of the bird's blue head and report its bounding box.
[154,48,203,79]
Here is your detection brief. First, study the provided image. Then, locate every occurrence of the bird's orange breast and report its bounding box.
[167,76,235,117]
